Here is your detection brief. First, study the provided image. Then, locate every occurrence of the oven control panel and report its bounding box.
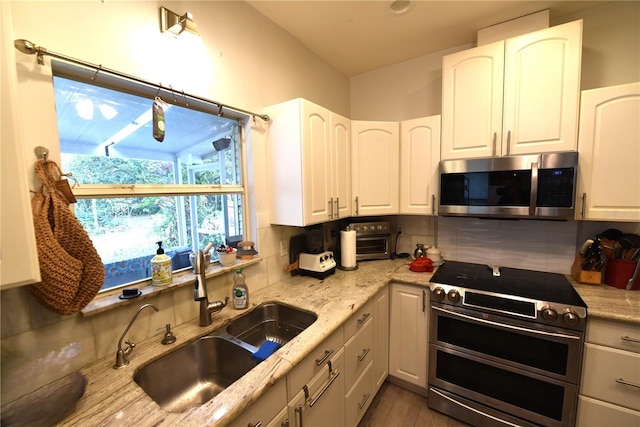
[430,283,586,331]
[347,221,390,235]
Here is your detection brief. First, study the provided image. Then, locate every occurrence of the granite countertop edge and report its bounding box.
[58,259,640,426]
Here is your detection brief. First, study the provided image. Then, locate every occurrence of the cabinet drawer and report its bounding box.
[581,343,640,411]
[577,395,640,427]
[287,327,344,400]
[344,299,373,340]
[345,360,375,427]
[344,316,374,391]
[587,318,640,353]
[228,380,287,427]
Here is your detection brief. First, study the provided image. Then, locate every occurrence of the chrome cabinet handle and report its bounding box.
[355,196,359,215]
[506,130,511,156]
[304,364,340,408]
[315,349,334,366]
[357,347,371,362]
[581,192,586,219]
[432,194,436,215]
[422,290,426,313]
[295,405,303,427]
[335,198,339,218]
[248,422,262,427]
[492,132,497,156]
[358,393,371,409]
[357,312,371,326]
[329,197,334,219]
[616,378,640,389]
[621,335,640,344]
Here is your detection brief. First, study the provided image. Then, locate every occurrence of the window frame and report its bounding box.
[51,61,254,294]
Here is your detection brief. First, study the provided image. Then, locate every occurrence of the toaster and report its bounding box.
[298,251,336,279]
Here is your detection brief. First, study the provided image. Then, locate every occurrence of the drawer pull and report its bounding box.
[315,349,334,366]
[358,393,371,409]
[357,312,371,326]
[357,347,371,362]
[304,366,341,408]
[616,378,640,389]
[248,423,262,427]
[621,335,640,344]
[295,405,304,427]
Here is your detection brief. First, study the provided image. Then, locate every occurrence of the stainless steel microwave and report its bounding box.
[439,152,578,220]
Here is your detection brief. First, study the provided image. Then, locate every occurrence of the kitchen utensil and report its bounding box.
[414,243,426,259]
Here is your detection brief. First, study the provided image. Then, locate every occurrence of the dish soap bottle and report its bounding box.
[151,241,172,286]
[233,268,248,310]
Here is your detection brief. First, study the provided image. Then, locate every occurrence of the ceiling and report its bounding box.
[246,0,614,77]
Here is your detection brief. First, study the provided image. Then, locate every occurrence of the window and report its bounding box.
[52,62,248,291]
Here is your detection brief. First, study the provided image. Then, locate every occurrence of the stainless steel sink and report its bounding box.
[134,302,316,413]
[225,302,317,348]
[134,336,256,413]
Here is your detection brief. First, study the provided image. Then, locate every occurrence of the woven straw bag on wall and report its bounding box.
[29,160,104,315]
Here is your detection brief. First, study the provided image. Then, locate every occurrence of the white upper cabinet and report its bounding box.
[399,116,441,215]
[441,41,504,160]
[267,98,351,226]
[1,3,41,289]
[576,82,640,222]
[351,121,400,216]
[441,20,583,160]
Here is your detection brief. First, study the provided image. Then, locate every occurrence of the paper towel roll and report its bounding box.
[340,230,357,268]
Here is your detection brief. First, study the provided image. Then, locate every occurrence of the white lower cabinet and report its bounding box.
[373,287,389,392]
[228,380,288,427]
[577,318,640,426]
[288,348,346,427]
[388,283,428,389]
[233,288,391,427]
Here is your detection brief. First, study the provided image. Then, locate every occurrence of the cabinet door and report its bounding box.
[1,3,41,288]
[288,348,345,427]
[441,41,504,160]
[400,116,441,215]
[388,283,428,389]
[302,101,332,224]
[373,287,389,392]
[576,82,640,221]
[330,112,352,219]
[351,121,399,216]
[228,380,287,427]
[503,20,582,155]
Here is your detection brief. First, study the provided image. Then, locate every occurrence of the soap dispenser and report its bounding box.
[151,241,172,286]
[233,268,248,310]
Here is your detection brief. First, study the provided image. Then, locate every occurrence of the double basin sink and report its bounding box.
[133,302,317,413]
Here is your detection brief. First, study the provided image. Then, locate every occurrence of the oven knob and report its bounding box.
[563,310,579,326]
[433,287,446,301]
[542,307,557,321]
[447,289,461,303]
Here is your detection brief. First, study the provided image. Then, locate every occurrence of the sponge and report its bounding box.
[251,340,281,363]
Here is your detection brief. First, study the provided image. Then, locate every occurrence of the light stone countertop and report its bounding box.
[58,259,640,427]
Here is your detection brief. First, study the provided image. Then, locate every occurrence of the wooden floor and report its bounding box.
[358,382,469,427]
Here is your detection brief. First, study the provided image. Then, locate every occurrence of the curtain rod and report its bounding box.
[13,39,270,122]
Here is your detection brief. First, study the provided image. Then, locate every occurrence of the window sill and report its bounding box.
[80,257,262,317]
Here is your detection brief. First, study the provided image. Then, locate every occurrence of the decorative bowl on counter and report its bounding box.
[218,249,237,267]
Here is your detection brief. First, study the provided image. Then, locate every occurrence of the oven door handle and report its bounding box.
[432,305,581,341]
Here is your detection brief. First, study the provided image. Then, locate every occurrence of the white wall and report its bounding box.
[1,0,348,403]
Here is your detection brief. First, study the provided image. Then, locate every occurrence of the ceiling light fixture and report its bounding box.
[389,0,412,15]
[160,6,199,36]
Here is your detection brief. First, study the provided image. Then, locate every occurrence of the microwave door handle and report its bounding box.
[530,161,538,216]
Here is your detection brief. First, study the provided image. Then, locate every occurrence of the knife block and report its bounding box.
[571,253,602,285]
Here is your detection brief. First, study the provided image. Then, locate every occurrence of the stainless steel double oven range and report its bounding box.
[428,261,587,427]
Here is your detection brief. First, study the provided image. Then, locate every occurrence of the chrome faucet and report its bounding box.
[194,249,229,326]
[113,303,159,369]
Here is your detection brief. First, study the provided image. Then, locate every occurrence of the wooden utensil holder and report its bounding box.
[571,253,602,285]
